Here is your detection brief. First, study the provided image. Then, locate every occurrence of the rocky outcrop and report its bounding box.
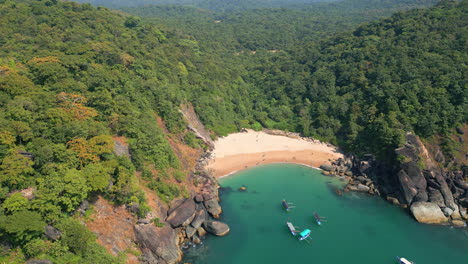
[134,224,182,264]
[395,132,464,225]
[166,199,196,228]
[410,202,448,224]
[203,221,230,236]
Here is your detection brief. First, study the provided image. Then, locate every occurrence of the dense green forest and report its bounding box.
[124,0,439,51]
[0,0,466,263]
[74,0,336,11]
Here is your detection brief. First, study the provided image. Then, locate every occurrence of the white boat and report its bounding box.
[286,221,298,236]
[397,256,415,264]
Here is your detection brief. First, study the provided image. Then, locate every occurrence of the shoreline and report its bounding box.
[218,162,322,179]
[205,129,343,178]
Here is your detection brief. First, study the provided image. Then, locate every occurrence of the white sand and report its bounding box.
[206,129,343,177]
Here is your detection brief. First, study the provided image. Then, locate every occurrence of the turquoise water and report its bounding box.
[183,164,468,264]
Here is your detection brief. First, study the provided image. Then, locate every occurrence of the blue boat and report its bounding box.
[298,229,311,241]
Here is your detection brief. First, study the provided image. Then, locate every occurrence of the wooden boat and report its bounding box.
[313,212,323,225]
[286,221,298,236]
[282,199,295,211]
[298,229,311,241]
[397,256,415,264]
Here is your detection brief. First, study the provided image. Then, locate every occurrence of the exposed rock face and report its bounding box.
[180,103,214,148]
[395,132,461,223]
[204,198,222,218]
[166,199,196,228]
[134,224,182,264]
[203,221,230,236]
[410,202,448,224]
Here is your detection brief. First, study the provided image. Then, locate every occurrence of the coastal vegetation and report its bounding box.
[0,0,466,263]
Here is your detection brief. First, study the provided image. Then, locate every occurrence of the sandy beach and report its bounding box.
[206,129,343,177]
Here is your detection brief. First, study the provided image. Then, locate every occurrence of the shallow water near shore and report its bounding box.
[183,164,468,264]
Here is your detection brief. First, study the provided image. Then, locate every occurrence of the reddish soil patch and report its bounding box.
[86,196,140,264]
[112,136,129,146]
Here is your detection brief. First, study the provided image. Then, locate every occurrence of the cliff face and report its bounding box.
[394,132,467,225]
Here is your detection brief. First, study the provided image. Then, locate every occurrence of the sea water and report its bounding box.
[182,164,468,263]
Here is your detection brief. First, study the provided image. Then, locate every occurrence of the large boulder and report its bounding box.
[134,224,182,264]
[190,209,207,229]
[320,164,334,171]
[428,187,445,207]
[357,184,370,192]
[166,199,196,228]
[410,202,448,224]
[204,198,222,218]
[203,221,230,236]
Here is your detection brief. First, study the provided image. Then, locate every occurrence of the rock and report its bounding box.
[25,260,53,264]
[357,184,370,192]
[335,189,343,196]
[459,197,468,208]
[44,225,61,241]
[387,196,400,205]
[239,186,247,191]
[450,210,463,220]
[76,199,89,215]
[322,171,330,176]
[185,226,197,238]
[203,221,230,236]
[137,219,151,225]
[320,164,334,171]
[442,207,453,217]
[434,150,445,163]
[192,234,201,244]
[134,224,182,264]
[346,184,358,192]
[356,176,367,182]
[197,227,207,237]
[428,187,445,207]
[410,202,448,224]
[166,199,197,228]
[204,199,222,218]
[194,195,204,203]
[190,209,207,229]
[451,220,466,228]
[202,193,213,201]
[459,205,467,220]
[344,171,353,176]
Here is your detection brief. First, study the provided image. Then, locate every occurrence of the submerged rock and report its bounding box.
[410,202,448,224]
[203,221,230,236]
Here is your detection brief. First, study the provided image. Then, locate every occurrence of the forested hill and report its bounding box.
[74,0,337,11]
[0,0,209,262]
[124,0,439,51]
[240,0,467,160]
